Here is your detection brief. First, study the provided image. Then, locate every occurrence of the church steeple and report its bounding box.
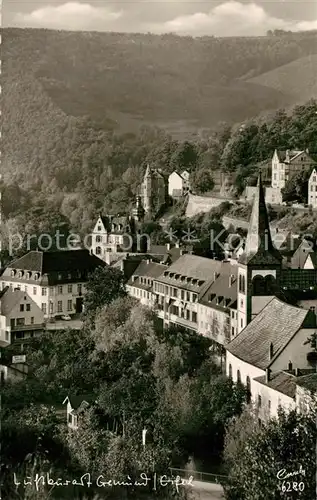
[239,173,282,265]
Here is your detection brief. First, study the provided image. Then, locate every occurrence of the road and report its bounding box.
[189,481,225,500]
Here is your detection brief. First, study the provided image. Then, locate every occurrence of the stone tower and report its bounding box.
[237,173,282,333]
[140,164,167,220]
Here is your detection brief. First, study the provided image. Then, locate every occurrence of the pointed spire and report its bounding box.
[144,164,152,178]
[239,172,282,264]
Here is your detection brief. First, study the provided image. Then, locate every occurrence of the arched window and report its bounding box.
[246,376,251,403]
[229,364,232,379]
[264,275,276,295]
[252,275,266,295]
[237,369,241,384]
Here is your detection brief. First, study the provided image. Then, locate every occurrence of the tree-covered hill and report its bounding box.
[3,28,317,137]
[1,28,317,242]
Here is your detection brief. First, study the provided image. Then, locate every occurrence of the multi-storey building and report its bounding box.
[271,149,315,190]
[168,171,190,199]
[126,260,168,308]
[308,168,317,208]
[0,286,44,342]
[0,249,105,319]
[140,164,168,219]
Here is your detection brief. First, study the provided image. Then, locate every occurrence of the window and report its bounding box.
[68,414,72,424]
[192,311,197,323]
[268,400,271,412]
[16,318,25,326]
[57,301,63,313]
[41,303,47,314]
[5,331,9,341]
[68,285,72,294]
[229,364,232,378]
[24,285,28,293]
[231,327,235,336]
[78,284,82,295]
[33,287,37,295]
[31,317,34,325]
[231,310,234,318]
[173,288,177,298]
[49,302,53,314]
[67,300,72,312]
[186,291,190,301]
[237,370,241,383]
[15,331,24,339]
[26,304,31,312]
[58,285,63,294]
[42,287,47,296]
[181,290,185,300]
[96,235,102,243]
[20,304,24,312]
[258,395,262,408]
[240,318,243,328]
[240,298,244,308]
[192,293,198,302]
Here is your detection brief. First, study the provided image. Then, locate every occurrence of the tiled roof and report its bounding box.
[6,250,105,275]
[130,260,167,280]
[296,373,317,392]
[156,254,224,282]
[226,298,314,369]
[276,150,304,162]
[253,371,297,398]
[199,264,238,310]
[66,394,95,410]
[0,287,36,315]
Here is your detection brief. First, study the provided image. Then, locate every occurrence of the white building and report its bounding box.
[0,250,105,319]
[0,287,44,342]
[63,395,93,430]
[126,260,168,308]
[271,149,315,190]
[308,168,317,209]
[226,297,316,420]
[168,171,190,199]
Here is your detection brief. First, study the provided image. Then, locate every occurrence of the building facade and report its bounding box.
[140,164,168,219]
[308,168,317,209]
[168,171,190,199]
[0,250,105,319]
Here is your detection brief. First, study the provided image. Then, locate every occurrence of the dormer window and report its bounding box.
[175,274,181,280]
[192,279,198,285]
[34,273,39,281]
[163,271,168,277]
[18,271,23,278]
[111,224,116,232]
[26,272,31,279]
[186,277,191,283]
[11,270,16,277]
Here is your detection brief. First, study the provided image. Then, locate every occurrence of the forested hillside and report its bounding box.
[1,28,317,243]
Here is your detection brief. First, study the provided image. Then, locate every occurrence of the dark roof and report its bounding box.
[239,174,282,265]
[296,373,317,392]
[226,298,314,369]
[156,254,224,283]
[199,265,238,310]
[253,371,297,398]
[65,394,95,411]
[129,260,167,281]
[275,149,307,163]
[5,250,105,279]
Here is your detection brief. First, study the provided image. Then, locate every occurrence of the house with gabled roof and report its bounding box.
[168,171,190,198]
[63,394,96,430]
[226,297,316,419]
[126,259,168,308]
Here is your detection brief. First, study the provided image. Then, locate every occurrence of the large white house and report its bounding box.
[226,297,316,419]
[0,250,105,319]
[168,171,190,199]
[308,168,317,209]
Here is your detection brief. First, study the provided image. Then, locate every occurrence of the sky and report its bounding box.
[3,0,317,37]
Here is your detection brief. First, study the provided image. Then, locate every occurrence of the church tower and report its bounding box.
[132,191,145,222]
[142,164,153,217]
[237,173,282,333]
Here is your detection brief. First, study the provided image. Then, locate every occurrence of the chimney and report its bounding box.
[166,243,171,251]
[295,367,300,377]
[288,361,293,372]
[229,274,235,287]
[266,368,271,383]
[269,342,274,360]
